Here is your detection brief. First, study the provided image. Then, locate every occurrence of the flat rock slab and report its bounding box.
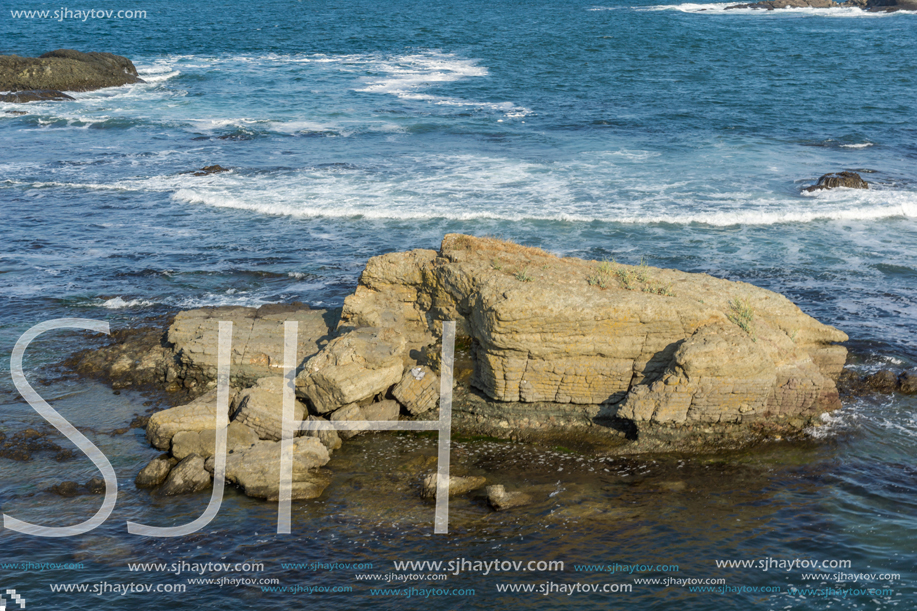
[231,377,306,441]
[146,388,236,450]
[223,437,330,501]
[171,421,259,460]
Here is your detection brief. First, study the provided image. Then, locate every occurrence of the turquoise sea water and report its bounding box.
[1,0,916,608]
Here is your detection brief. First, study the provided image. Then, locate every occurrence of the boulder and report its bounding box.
[146,388,236,450]
[135,454,177,487]
[486,484,533,511]
[0,50,143,92]
[301,415,342,451]
[295,327,405,413]
[0,89,74,103]
[804,172,869,192]
[159,454,211,495]
[191,165,229,176]
[231,377,306,441]
[170,421,259,460]
[329,400,400,439]
[392,366,440,415]
[339,234,848,447]
[223,438,330,501]
[421,474,486,499]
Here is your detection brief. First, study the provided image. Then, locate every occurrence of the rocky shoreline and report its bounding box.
[0,49,142,101]
[59,235,878,503]
[725,0,916,10]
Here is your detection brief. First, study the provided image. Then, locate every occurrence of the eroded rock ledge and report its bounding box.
[70,235,850,499]
[0,49,143,93]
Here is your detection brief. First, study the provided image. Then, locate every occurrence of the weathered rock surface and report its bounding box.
[295,327,405,413]
[135,454,177,487]
[804,171,869,192]
[0,89,75,103]
[329,400,400,439]
[223,438,330,500]
[899,370,917,394]
[159,454,211,495]
[421,474,487,499]
[231,377,306,441]
[67,304,337,393]
[340,234,847,448]
[146,388,236,451]
[392,366,439,415]
[486,484,533,511]
[171,421,259,460]
[301,415,343,451]
[191,165,229,176]
[0,50,143,92]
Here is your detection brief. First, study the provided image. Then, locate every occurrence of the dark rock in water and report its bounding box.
[191,165,230,176]
[804,171,869,192]
[727,0,914,8]
[47,481,84,497]
[865,0,917,9]
[899,370,917,395]
[486,484,533,511]
[0,428,73,461]
[0,49,143,92]
[0,89,75,103]
[85,477,106,494]
[5,110,28,115]
[866,369,899,394]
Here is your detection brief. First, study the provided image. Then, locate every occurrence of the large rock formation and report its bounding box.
[0,50,143,92]
[804,172,869,192]
[339,234,848,450]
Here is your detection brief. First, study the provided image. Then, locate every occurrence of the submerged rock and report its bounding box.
[0,50,143,92]
[486,484,533,511]
[899,370,917,395]
[0,89,75,103]
[191,165,229,176]
[804,171,869,192]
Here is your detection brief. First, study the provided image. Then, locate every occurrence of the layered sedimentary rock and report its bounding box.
[339,234,848,444]
[0,50,143,92]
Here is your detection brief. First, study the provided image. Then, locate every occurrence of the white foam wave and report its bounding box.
[644,2,910,16]
[840,142,874,149]
[99,297,156,309]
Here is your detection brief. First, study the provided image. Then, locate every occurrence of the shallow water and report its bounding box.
[2,0,916,608]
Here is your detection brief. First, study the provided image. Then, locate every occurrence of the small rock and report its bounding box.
[486,484,532,511]
[899,370,917,395]
[47,481,83,497]
[85,477,106,494]
[330,400,399,439]
[135,454,177,488]
[192,165,229,176]
[421,474,486,499]
[159,454,212,496]
[392,366,439,415]
[804,171,869,192]
[866,369,899,393]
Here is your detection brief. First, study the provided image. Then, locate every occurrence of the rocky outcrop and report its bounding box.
[392,366,440,415]
[838,368,917,396]
[726,0,915,9]
[0,50,143,92]
[339,234,848,450]
[0,89,74,103]
[804,171,869,192]
[171,421,259,460]
[146,388,235,451]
